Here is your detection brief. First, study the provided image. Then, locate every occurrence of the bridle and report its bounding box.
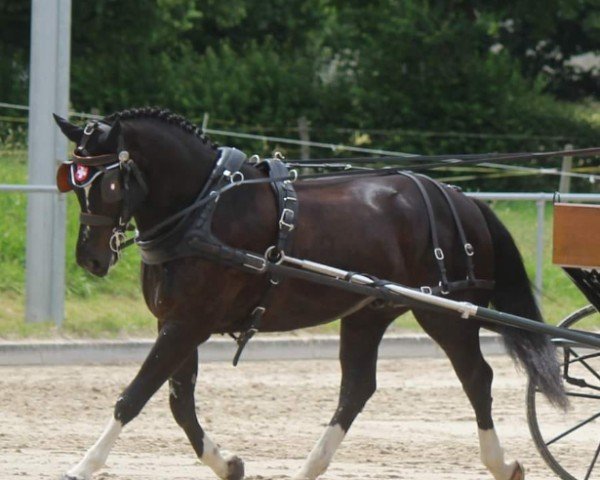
[56,121,149,258]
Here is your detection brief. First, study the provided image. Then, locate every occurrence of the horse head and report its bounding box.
[54,109,219,277]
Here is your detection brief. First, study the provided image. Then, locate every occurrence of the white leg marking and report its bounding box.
[293,424,346,480]
[66,417,122,480]
[201,433,242,480]
[478,428,519,480]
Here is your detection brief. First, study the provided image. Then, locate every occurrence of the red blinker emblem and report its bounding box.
[74,164,90,183]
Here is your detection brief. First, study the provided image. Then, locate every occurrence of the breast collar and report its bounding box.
[137,147,299,272]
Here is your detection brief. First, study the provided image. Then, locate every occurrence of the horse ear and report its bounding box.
[106,120,121,150]
[53,114,84,144]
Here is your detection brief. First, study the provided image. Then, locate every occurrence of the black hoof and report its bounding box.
[226,455,245,480]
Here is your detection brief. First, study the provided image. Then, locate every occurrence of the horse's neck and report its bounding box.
[131,127,218,235]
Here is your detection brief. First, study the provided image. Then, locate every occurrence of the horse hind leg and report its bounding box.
[293,309,398,480]
[414,309,524,480]
[169,348,244,480]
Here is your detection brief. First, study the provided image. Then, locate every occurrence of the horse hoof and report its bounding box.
[225,455,244,480]
[509,461,525,480]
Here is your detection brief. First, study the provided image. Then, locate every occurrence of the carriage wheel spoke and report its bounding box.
[568,348,600,385]
[546,411,600,446]
[584,440,600,480]
[566,391,600,401]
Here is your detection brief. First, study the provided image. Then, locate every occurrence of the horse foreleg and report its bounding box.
[293,312,392,480]
[169,348,244,480]
[63,322,200,480]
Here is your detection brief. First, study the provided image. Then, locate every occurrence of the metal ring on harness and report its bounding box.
[264,245,285,264]
[229,171,245,185]
[109,230,127,254]
[284,169,298,184]
[118,150,130,163]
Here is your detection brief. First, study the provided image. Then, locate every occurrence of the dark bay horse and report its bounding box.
[54,108,565,480]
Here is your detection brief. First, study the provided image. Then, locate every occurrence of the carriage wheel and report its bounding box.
[527,304,600,480]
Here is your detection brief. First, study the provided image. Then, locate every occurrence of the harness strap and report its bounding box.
[421,278,494,295]
[417,175,477,284]
[258,158,299,259]
[75,122,97,156]
[398,171,450,292]
[72,152,119,167]
[232,284,277,366]
[80,212,114,227]
[233,157,298,365]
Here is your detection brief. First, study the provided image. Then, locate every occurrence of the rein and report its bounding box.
[285,146,600,168]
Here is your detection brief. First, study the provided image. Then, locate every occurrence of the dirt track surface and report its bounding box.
[0,356,568,479]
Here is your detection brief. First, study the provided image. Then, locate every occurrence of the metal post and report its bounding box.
[25,0,71,324]
[535,199,545,306]
[559,144,573,193]
[298,117,310,160]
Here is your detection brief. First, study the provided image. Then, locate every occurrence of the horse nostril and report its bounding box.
[89,259,101,271]
[79,257,102,274]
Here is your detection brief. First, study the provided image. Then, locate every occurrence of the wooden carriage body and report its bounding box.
[553,202,600,312]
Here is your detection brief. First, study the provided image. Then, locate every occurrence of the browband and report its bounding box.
[71,152,120,167]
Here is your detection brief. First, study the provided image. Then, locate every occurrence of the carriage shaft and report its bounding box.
[273,255,600,350]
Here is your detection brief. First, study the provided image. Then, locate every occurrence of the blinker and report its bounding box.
[56,162,72,192]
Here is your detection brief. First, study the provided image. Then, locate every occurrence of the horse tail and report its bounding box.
[474,199,568,409]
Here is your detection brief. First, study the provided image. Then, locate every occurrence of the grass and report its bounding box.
[0,149,594,339]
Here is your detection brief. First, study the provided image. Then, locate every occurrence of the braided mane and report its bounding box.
[105,107,217,150]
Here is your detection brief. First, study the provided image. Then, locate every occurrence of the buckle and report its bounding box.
[243,254,267,272]
[420,286,433,294]
[464,243,474,256]
[279,208,295,231]
[251,306,266,318]
[83,122,96,135]
[434,248,444,260]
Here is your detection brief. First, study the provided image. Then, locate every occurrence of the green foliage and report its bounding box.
[0,0,598,184]
[479,0,600,99]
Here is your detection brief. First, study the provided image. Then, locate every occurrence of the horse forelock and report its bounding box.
[103,107,218,152]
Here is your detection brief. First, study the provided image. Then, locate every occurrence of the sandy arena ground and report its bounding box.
[0,355,584,479]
